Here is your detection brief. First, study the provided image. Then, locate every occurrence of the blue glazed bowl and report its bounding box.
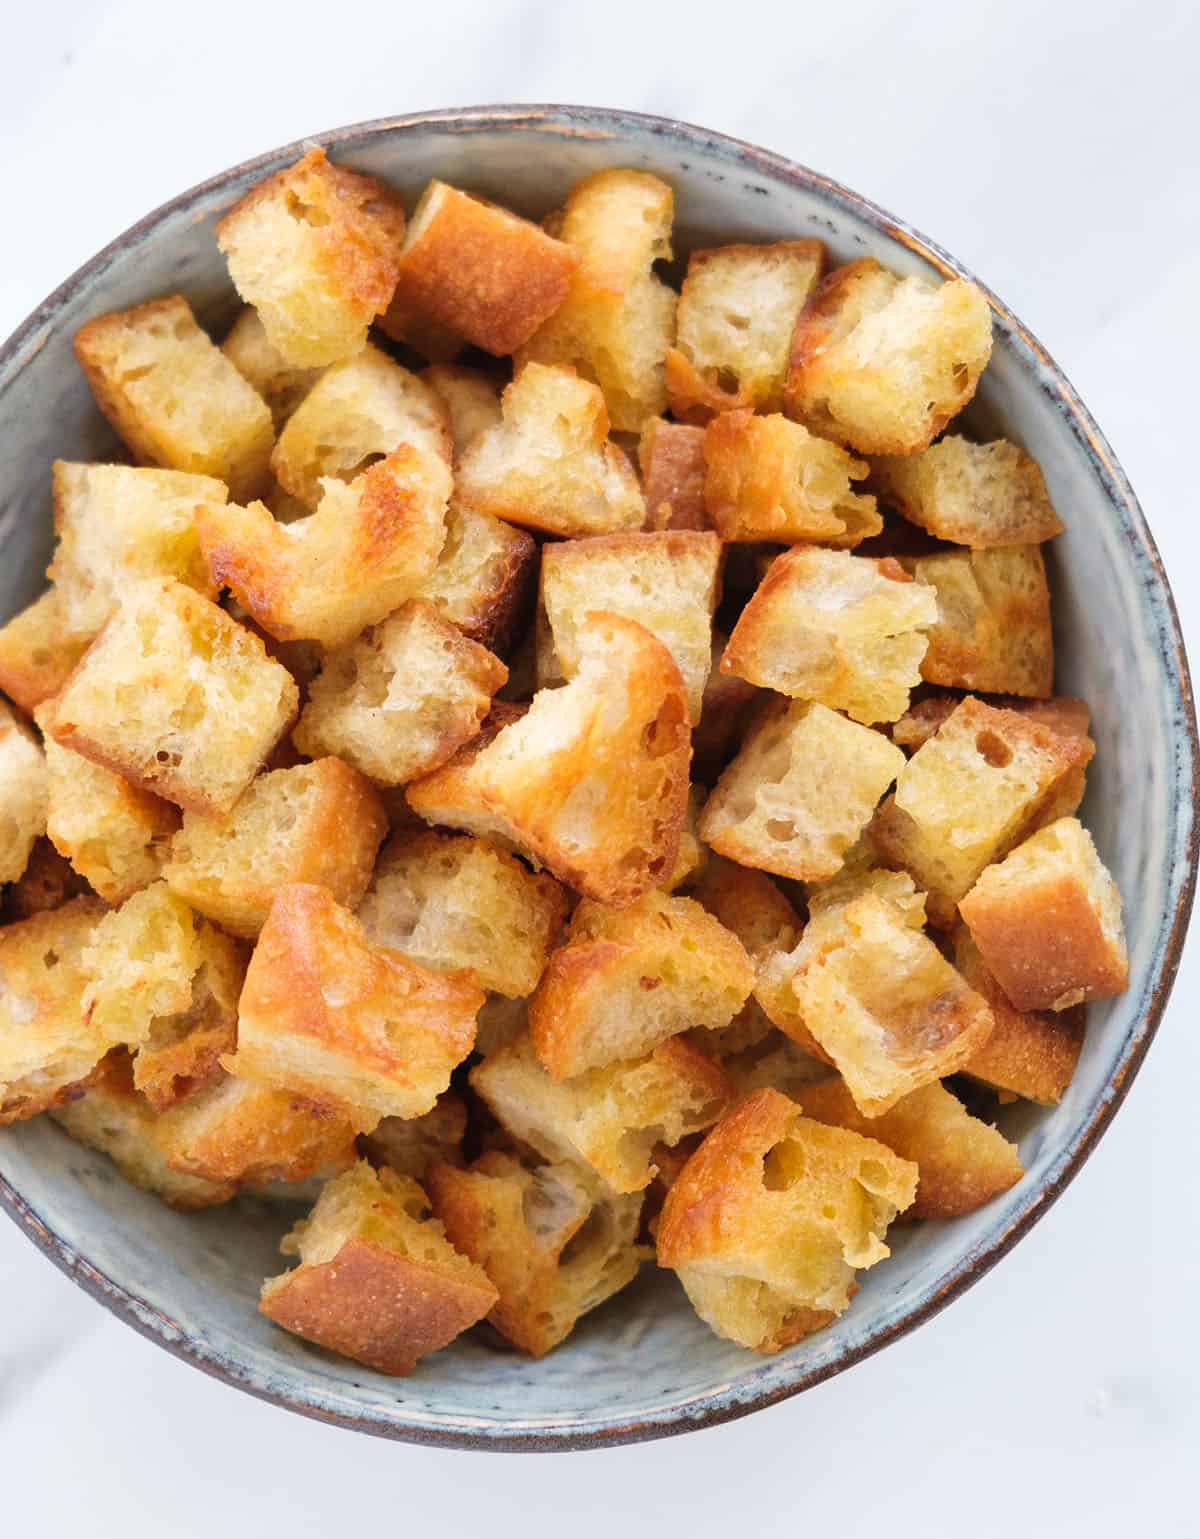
[0,106,1194,1451]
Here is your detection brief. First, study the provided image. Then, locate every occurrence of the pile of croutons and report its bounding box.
[0,148,1129,1373]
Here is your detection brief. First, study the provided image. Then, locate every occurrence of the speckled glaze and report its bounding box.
[0,107,1194,1452]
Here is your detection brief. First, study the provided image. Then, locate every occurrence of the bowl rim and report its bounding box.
[1,102,1196,1453]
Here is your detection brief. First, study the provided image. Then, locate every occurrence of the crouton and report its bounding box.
[416,500,536,652]
[517,169,676,431]
[220,307,322,428]
[703,411,881,547]
[471,1031,732,1193]
[0,589,92,712]
[665,240,826,420]
[74,296,274,500]
[259,1161,497,1374]
[784,258,993,455]
[51,1052,236,1208]
[376,291,464,362]
[456,363,644,537]
[638,419,708,532]
[216,147,408,368]
[362,1092,468,1180]
[540,531,721,721]
[390,180,577,356]
[699,698,905,881]
[224,883,482,1129]
[472,994,529,1059]
[271,344,451,510]
[79,882,203,1045]
[163,758,386,938]
[428,1150,647,1355]
[692,856,803,961]
[0,897,109,1124]
[357,830,567,997]
[657,1089,917,1351]
[403,702,530,853]
[47,579,298,816]
[0,703,46,886]
[691,631,760,784]
[421,365,503,459]
[3,838,90,921]
[293,601,507,786]
[720,1031,832,1098]
[529,889,754,1078]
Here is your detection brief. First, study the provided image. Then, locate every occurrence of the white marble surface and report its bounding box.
[3,1,1199,1532]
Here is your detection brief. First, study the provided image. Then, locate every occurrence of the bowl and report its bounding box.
[0,105,1195,1452]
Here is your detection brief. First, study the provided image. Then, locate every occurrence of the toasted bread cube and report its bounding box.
[198,444,451,649]
[429,1150,646,1355]
[700,699,905,881]
[0,703,46,886]
[271,344,451,510]
[217,147,407,368]
[470,994,527,1059]
[0,897,109,1123]
[390,181,577,356]
[163,758,386,939]
[74,296,273,499]
[723,548,936,724]
[517,169,676,431]
[79,882,203,1045]
[540,531,721,722]
[362,1092,468,1181]
[870,435,1063,547]
[692,856,803,961]
[691,631,760,784]
[259,1161,497,1374]
[665,241,826,421]
[404,702,530,853]
[416,500,536,652]
[529,889,754,1078]
[457,363,644,537]
[0,589,91,712]
[637,419,708,532]
[472,1032,732,1193]
[657,1089,917,1351]
[49,462,225,637]
[421,365,503,459]
[784,258,993,454]
[51,1052,235,1208]
[357,830,567,997]
[293,601,507,787]
[720,1030,833,1098]
[3,838,90,921]
[376,291,464,363]
[870,696,1090,911]
[220,307,322,428]
[47,579,298,815]
[225,884,482,1129]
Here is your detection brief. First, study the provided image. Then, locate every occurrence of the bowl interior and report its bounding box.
[0,108,1193,1449]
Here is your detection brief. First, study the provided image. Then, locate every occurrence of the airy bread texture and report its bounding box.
[539,530,722,721]
[362,1092,467,1181]
[79,882,204,1045]
[666,240,826,420]
[403,702,529,852]
[416,499,536,652]
[0,589,92,712]
[47,579,299,816]
[220,307,322,429]
[703,411,881,546]
[420,365,504,459]
[637,419,709,531]
[471,1031,732,1194]
[197,442,451,648]
[216,147,408,368]
[516,169,676,431]
[529,889,754,1078]
[958,816,1128,1011]
[163,758,387,938]
[428,1150,647,1355]
[224,883,483,1130]
[259,1161,498,1375]
[784,258,993,455]
[456,362,645,537]
[692,856,803,962]
[0,703,46,886]
[74,296,274,500]
[294,600,507,786]
[391,180,578,356]
[357,830,567,997]
[723,547,936,725]
[870,435,1064,547]
[700,698,906,881]
[657,1089,917,1351]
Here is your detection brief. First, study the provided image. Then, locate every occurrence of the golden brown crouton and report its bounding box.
[700,698,905,881]
[691,856,803,961]
[224,883,482,1129]
[529,889,754,1078]
[163,758,386,938]
[259,1161,497,1374]
[403,702,530,853]
[217,147,407,368]
[723,547,936,725]
[390,181,578,356]
[429,1150,647,1355]
[638,419,709,532]
[3,838,90,921]
[456,363,644,537]
[74,296,274,500]
[79,882,208,1045]
[0,589,92,713]
[870,434,1063,547]
[362,1092,468,1181]
[784,258,993,455]
[416,500,536,652]
[220,307,322,428]
[0,703,46,887]
[517,169,676,431]
[657,1089,917,1351]
[47,579,298,816]
[420,365,503,459]
[666,240,826,420]
[293,601,507,786]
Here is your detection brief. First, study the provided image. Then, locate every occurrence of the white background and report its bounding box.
[2,2,1198,1533]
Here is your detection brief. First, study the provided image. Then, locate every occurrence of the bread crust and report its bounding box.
[416,500,536,653]
[0,589,92,713]
[638,419,709,531]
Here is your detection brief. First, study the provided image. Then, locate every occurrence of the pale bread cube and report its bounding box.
[870,434,1063,547]
[362,1092,467,1181]
[416,499,536,652]
[0,703,46,887]
[221,307,322,429]
[420,364,503,458]
[0,589,91,712]
[692,856,803,961]
[376,291,464,362]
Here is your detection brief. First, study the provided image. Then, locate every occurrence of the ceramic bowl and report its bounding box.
[0,105,1194,1452]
